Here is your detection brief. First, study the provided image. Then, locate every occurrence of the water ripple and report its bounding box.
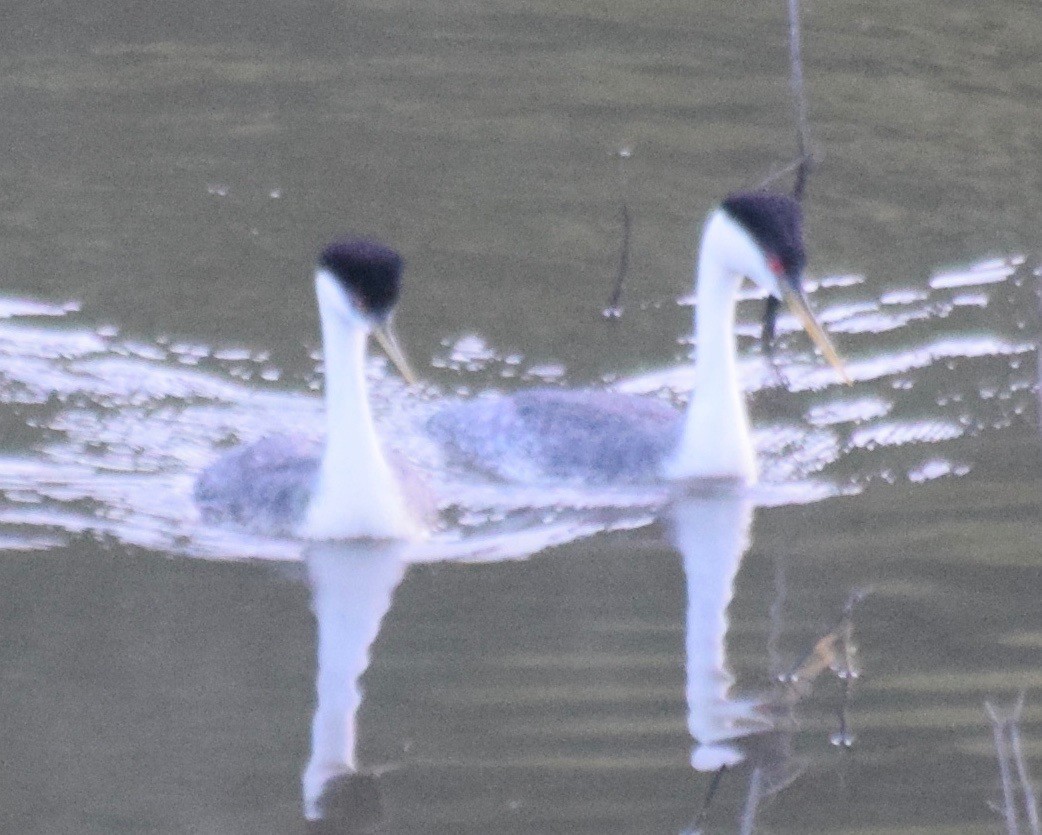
[0,253,1028,560]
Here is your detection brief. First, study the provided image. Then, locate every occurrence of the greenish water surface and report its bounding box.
[0,0,1040,832]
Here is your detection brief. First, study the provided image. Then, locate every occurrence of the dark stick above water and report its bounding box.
[788,0,813,203]
[762,0,814,358]
[604,145,633,319]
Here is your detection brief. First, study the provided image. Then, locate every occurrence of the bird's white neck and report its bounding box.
[302,274,418,540]
[664,214,757,484]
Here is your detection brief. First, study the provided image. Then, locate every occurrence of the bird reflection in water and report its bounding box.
[301,540,407,832]
[296,510,657,831]
[670,491,866,833]
[296,496,866,832]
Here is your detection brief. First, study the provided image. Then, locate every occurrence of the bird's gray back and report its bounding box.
[194,434,320,533]
[427,388,681,483]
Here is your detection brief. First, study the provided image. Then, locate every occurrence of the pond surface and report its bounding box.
[1,0,1041,832]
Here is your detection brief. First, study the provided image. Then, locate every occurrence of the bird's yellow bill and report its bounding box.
[783,289,852,385]
[373,323,418,386]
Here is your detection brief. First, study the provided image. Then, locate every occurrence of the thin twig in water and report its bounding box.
[760,0,815,357]
[843,586,873,617]
[987,700,1024,835]
[604,204,631,317]
[783,587,868,687]
[753,157,806,193]
[835,675,853,748]
[760,295,791,388]
[1009,693,1041,834]
[739,766,764,835]
[767,550,789,680]
[787,0,812,201]
[604,145,633,319]
[682,765,728,834]
[750,0,814,199]
[832,589,868,748]
[984,695,1040,834]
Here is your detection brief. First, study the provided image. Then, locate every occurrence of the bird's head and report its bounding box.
[713,191,849,383]
[315,239,417,384]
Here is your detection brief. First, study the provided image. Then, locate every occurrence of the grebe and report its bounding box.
[428,192,847,486]
[195,239,424,540]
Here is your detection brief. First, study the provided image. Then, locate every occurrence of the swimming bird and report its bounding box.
[195,240,424,540]
[428,192,848,486]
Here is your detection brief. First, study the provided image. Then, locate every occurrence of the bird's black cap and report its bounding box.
[319,239,403,320]
[721,192,806,286]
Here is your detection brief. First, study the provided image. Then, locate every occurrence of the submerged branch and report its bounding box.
[987,700,1023,835]
[681,765,728,835]
[987,694,1040,835]
[1010,705,1041,834]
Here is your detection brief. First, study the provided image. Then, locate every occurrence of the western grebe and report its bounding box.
[195,239,424,540]
[428,192,848,486]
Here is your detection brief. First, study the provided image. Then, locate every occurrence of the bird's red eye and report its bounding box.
[767,254,784,276]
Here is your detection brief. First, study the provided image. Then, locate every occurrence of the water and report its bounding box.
[1,1,1041,832]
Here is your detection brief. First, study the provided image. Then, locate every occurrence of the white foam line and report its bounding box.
[930,266,1015,289]
[0,298,80,319]
[951,292,989,308]
[879,288,929,305]
[806,396,893,427]
[0,531,68,551]
[824,308,932,336]
[849,420,964,450]
[818,274,865,288]
[908,459,972,483]
[612,334,1033,398]
[789,335,1034,392]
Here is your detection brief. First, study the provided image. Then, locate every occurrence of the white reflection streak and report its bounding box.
[302,541,406,823]
[299,513,658,827]
[669,492,765,772]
